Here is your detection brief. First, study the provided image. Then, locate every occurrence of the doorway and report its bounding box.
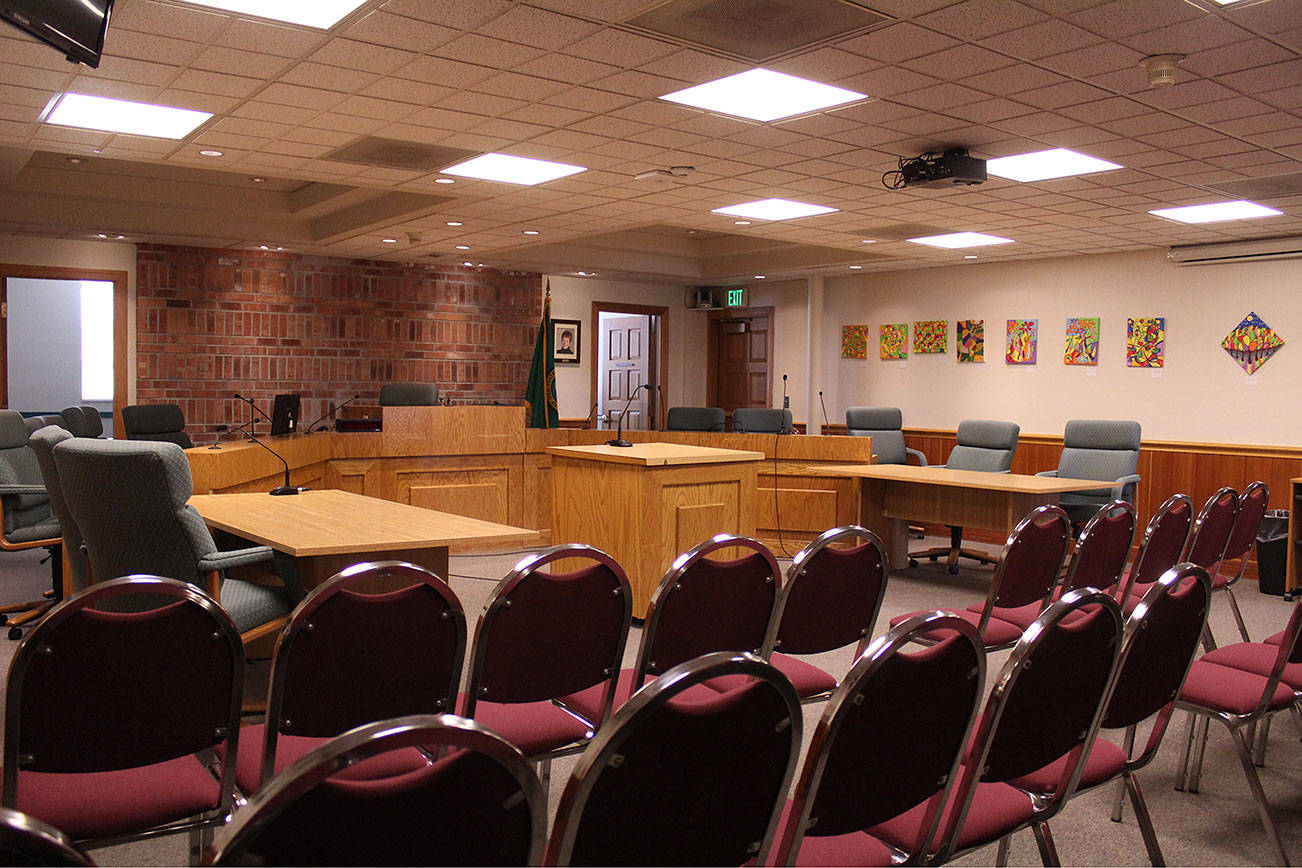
[707,306,774,431]
[591,301,667,432]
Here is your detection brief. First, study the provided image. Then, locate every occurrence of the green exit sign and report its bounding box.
[726,288,745,307]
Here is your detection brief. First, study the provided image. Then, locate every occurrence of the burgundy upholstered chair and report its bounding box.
[888,505,1073,651]
[558,533,781,722]
[545,652,801,867]
[1205,481,1268,645]
[462,544,632,788]
[870,588,1124,865]
[2,576,243,860]
[1180,487,1240,650]
[230,560,466,795]
[206,714,547,867]
[769,525,889,703]
[773,611,985,866]
[1114,493,1195,607]
[1016,563,1211,866]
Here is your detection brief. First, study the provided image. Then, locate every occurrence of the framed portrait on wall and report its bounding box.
[553,319,581,365]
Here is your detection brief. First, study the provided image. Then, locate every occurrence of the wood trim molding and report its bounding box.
[589,300,669,430]
[902,427,1302,460]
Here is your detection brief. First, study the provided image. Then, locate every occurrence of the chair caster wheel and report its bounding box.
[908,559,918,568]
[929,556,938,563]
[8,626,22,640]
[947,566,959,575]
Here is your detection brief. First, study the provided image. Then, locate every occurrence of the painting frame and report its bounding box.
[553,318,581,365]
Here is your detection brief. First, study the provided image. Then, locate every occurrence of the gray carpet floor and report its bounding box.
[1,539,1299,866]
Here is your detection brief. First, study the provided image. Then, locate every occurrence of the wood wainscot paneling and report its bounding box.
[188,434,333,494]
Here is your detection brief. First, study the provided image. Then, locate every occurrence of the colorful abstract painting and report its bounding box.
[840,324,869,360]
[1064,317,1100,366]
[956,319,984,363]
[1221,311,1284,374]
[1127,317,1165,368]
[880,323,908,360]
[1006,319,1037,365]
[913,320,947,354]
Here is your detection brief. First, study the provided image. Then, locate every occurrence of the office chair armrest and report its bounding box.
[199,545,275,572]
[906,447,929,466]
[0,483,46,496]
[1111,474,1141,500]
[1035,470,1059,478]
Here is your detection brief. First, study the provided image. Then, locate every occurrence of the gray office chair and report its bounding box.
[845,407,927,465]
[0,411,63,638]
[121,403,193,448]
[732,407,792,434]
[909,420,1020,573]
[379,383,440,406]
[665,406,726,432]
[1038,419,1142,526]
[27,426,90,597]
[59,406,104,438]
[52,438,295,645]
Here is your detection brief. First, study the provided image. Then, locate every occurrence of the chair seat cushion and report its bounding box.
[559,669,721,723]
[220,723,431,795]
[1008,738,1126,794]
[6,516,60,544]
[1200,644,1302,691]
[768,653,838,699]
[468,698,591,757]
[890,608,1022,649]
[1265,631,1286,647]
[14,755,219,840]
[219,579,291,636]
[1179,661,1295,715]
[983,600,1042,631]
[773,796,895,866]
[870,779,1032,856]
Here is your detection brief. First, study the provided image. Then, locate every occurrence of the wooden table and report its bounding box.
[819,464,1116,569]
[189,488,539,590]
[547,442,765,617]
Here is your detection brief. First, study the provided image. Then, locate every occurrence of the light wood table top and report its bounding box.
[817,464,1115,494]
[189,489,538,557]
[546,442,765,466]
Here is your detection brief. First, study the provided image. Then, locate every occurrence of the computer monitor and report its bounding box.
[270,393,300,436]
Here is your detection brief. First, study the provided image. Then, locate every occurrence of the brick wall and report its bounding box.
[136,244,542,435]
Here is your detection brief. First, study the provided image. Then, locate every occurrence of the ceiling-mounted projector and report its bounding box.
[884,148,987,189]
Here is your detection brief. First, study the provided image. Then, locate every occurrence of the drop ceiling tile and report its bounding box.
[109,1,231,43]
[438,91,529,118]
[191,46,290,80]
[838,66,943,98]
[1218,60,1302,96]
[1018,80,1112,109]
[1182,38,1297,78]
[52,78,157,102]
[513,53,624,87]
[1098,113,1188,137]
[962,64,1070,95]
[473,6,601,50]
[905,82,996,111]
[214,20,326,58]
[504,103,593,127]
[1057,96,1149,123]
[332,95,419,121]
[234,102,318,125]
[1121,14,1256,56]
[994,111,1084,137]
[592,69,691,99]
[915,0,1050,41]
[565,29,679,68]
[1067,0,1203,39]
[949,97,1038,123]
[546,87,639,114]
[1039,40,1147,80]
[255,83,347,111]
[1255,84,1302,111]
[308,39,419,76]
[982,19,1104,60]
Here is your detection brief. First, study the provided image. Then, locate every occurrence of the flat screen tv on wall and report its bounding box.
[0,0,113,68]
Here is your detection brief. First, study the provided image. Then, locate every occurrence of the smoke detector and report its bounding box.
[634,165,695,183]
[1141,54,1184,89]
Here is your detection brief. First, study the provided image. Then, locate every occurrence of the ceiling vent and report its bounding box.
[1209,171,1302,200]
[852,222,951,241]
[1168,236,1302,266]
[325,138,477,172]
[625,0,890,62]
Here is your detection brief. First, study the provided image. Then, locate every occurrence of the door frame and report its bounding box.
[1,263,129,438]
[590,300,668,430]
[706,305,774,410]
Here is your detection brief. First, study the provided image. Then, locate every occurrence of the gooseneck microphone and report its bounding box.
[306,394,360,433]
[819,390,830,426]
[582,402,598,429]
[607,382,649,447]
[243,431,302,495]
[782,374,789,409]
[234,393,271,437]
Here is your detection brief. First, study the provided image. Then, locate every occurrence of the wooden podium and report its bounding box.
[546,442,764,617]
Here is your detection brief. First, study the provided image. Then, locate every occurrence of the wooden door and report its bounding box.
[602,314,651,431]
[709,309,773,429]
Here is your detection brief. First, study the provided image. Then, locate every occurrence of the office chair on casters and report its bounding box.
[121,403,193,448]
[0,411,64,640]
[665,406,725,432]
[59,406,104,438]
[845,407,927,465]
[732,407,792,434]
[378,382,440,406]
[27,426,91,598]
[909,419,1019,573]
[1037,419,1141,527]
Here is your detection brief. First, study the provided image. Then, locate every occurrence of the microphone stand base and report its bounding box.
[605,438,633,447]
[269,485,303,496]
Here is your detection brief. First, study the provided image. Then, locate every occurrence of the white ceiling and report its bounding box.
[0,0,1299,282]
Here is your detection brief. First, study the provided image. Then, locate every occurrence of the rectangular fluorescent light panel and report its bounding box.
[987,148,1122,182]
[45,93,212,139]
[907,232,1014,249]
[661,69,867,123]
[712,198,838,220]
[175,1,368,29]
[1149,200,1283,224]
[442,153,585,185]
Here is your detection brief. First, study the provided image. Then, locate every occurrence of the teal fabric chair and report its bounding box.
[845,407,927,465]
[1038,420,1141,526]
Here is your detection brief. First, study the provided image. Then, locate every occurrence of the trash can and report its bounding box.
[1256,509,1288,596]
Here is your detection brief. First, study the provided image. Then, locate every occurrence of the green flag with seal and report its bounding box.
[525,286,559,428]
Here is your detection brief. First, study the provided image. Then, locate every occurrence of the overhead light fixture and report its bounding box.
[434,178,455,184]
[250,176,265,183]
[987,148,1122,182]
[1149,200,1283,223]
[455,245,470,250]
[754,275,766,279]
[96,232,124,240]
[964,255,979,259]
[734,221,751,226]
[712,198,838,221]
[199,149,223,157]
[522,230,539,235]
[44,93,212,139]
[173,0,367,29]
[861,239,877,244]
[442,153,585,185]
[381,238,398,244]
[446,221,463,227]
[66,156,85,164]
[849,265,862,269]
[660,68,867,123]
[463,261,474,266]
[907,232,1014,249]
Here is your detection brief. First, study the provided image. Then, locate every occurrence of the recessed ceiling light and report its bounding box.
[173,0,367,28]
[44,93,212,139]
[455,245,470,250]
[712,198,838,221]
[660,68,868,123]
[964,255,979,259]
[734,220,751,226]
[96,232,124,240]
[522,230,539,235]
[849,265,862,269]
[435,178,455,184]
[907,232,1014,249]
[1149,200,1283,224]
[250,176,265,183]
[442,153,585,185]
[754,275,766,279]
[861,239,877,244]
[446,221,463,227]
[66,156,85,164]
[381,238,398,244]
[463,261,474,266]
[987,148,1123,182]
[199,149,223,157]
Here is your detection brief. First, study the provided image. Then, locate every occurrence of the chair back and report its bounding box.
[1122,494,1195,599]
[1061,500,1137,595]
[23,416,65,438]
[845,406,908,464]
[263,561,466,787]
[121,403,192,448]
[209,714,546,867]
[636,534,781,690]
[2,576,242,810]
[546,652,801,867]
[665,406,725,432]
[27,426,89,592]
[776,612,984,865]
[53,438,215,585]
[937,589,1123,862]
[1221,481,1269,574]
[732,407,792,434]
[378,382,439,406]
[1183,486,1240,569]
[59,406,103,438]
[775,525,887,657]
[0,410,55,540]
[977,505,1072,631]
[464,545,631,727]
[1055,419,1141,508]
[945,419,1019,472]
[0,808,92,866]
